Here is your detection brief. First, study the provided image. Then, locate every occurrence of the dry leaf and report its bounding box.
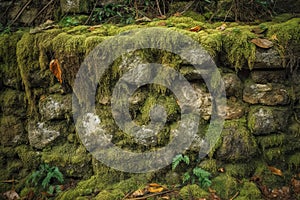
[218,168,225,173]
[189,25,202,32]
[149,183,161,187]
[148,186,164,193]
[49,59,63,84]
[268,166,283,176]
[3,190,20,200]
[271,34,278,41]
[216,23,227,31]
[251,38,273,49]
[173,12,181,17]
[157,15,167,20]
[132,189,145,197]
[136,16,152,22]
[157,21,167,26]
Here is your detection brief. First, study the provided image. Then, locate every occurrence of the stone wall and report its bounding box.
[0,16,300,199]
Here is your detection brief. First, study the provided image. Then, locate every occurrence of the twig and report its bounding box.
[85,0,98,25]
[30,0,55,25]
[230,191,240,200]
[10,0,33,26]
[156,0,163,17]
[124,190,174,200]
[121,191,133,200]
[180,0,195,15]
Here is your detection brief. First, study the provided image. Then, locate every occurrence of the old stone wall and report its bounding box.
[0,16,300,199]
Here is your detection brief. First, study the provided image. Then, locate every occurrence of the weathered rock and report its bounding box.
[253,48,283,68]
[243,82,290,105]
[223,73,243,97]
[0,116,25,146]
[193,84,212,120]
[215,122,258,161]
[28,121,66,149]
[39,94,72,120]
[248,106,290,135]
[222,97,247,120]
[0,89,26,117]
[60,0,89,14]
[251,70,287,84]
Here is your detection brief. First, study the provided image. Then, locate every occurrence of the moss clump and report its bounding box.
[179,184,209,200]
[222,26,257,70]
[95,189,124,200]
[15,145,41,168]
[256,133,285,151]
[41,142,92,178]
[236,180,262,200]
[225,163,256,178]
[288,152,300,169]
[211,174,239,199]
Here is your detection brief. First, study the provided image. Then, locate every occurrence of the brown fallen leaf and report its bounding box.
[157,15,167,20]
[149,183,161,187]
[131,189,145,197]
[173,12,182,17]
[251,38,273,49]
[136,16,152,22]
[157,21,167,26]
[291,177,300,194]
[3,190,20,200]
[189,25,202,32]
[268,166,283,176]
[216,23,227,31]
[49,59,63,84]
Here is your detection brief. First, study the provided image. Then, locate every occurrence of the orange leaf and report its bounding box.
[149,183,161,187]
[148,186,164,193]
[270,34,278,41]
[268,166,283,176]
[189,25,201,32]
[216,23,227,31]
[173,12,181,17]
[49,59,63,84]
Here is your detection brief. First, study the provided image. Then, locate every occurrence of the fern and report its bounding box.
[193,167,212,188]
[172,154,190,170]
[182,172,191,183]
[26,163,64,195]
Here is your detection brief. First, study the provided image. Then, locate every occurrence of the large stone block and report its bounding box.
[243,82,290,106]
[248,106,290,135]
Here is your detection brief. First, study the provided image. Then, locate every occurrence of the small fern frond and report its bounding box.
[172,154,183,170]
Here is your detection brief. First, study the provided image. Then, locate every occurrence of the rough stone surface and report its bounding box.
[251,70,287,84]
[216,122,258,161]
[28,121,63,149]
[243,82,290,105]
[222,97,247,120]
[60,0,89,14]
[0,116,25,146]
[0,89,26,117]
[248,106,290,135]
[193,84,212,120]
[39,94,72,120]
[223,73,243,97]
[253,48,283,68]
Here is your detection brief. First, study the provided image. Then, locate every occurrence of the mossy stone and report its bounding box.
[179,184,209,200]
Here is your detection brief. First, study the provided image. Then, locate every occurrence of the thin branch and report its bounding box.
[10,0,33,26]
[30,0,55,25]
[85,0,98,25]
[156,0,163,16]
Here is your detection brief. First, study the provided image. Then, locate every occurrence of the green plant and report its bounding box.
[172,154,212,188]
[26,163,64,195]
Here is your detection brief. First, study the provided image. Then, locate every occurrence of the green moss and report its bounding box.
[236,180,262,200]
[211,174,239,199]
[222,26,257,70]
[225,163,256,178]
[182,11,206,22]
[198,159,218,175]
[288,152,300,169]
[256,133,285,150]
[95,189,124,200]
[264,147,285,161]
[15,145,40,168]
[179,184,209,200]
